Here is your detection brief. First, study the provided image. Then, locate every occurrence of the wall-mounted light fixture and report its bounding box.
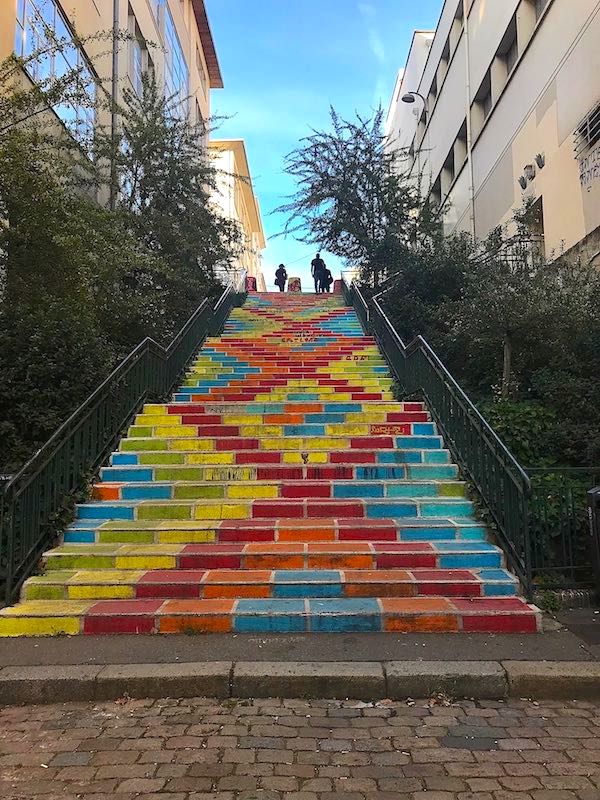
[524,164,536,182]
[518,176,528,190]
[534,153,546,170]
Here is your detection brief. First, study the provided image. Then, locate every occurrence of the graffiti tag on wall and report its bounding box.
[579,145,600,187]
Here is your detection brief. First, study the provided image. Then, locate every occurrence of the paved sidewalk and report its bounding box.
[2,696,600,799]
[0,625,595,668]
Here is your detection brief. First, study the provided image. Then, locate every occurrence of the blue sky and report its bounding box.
[205,0,442,290]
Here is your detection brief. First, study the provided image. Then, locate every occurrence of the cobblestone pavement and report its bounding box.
[2,696,600,799]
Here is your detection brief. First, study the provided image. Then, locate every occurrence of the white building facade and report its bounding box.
[386,0,600,264]
[210,140,267,291]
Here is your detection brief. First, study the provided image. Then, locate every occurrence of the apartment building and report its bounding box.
[4,0,222,150]
[386,0,600,264]
[210,139,267,291]
[385,31,434,151]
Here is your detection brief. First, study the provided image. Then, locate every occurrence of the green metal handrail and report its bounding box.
[0,279,246,604]
[343,279,533,596]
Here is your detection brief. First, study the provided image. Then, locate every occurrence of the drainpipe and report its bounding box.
[463,0,477,239]
[109,0,119,210]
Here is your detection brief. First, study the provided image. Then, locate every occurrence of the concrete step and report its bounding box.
[126,422,437,438]
[100,465,455,483]
[48,539,503,571]
[178,380,394,391]
[110,452,457,475]
[134,411,432,426]
[145,401,426,414]
[172,391,396,402]
[24,567,519,601]
[64,518,488,545]
[0,596,541,636]
[91,479,467,502]
[118,434,445,453]
[73,496,476,523]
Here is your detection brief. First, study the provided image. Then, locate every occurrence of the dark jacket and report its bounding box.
[311,257,326,276]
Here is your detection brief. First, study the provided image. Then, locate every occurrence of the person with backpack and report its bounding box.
[274,264,288,292]
[321,267,334,293]
[311,253,326,293]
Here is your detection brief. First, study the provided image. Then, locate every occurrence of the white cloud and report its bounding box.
[357,0,386,105]
[358,2,385,64]
[357,2,376,18]
[368,29,386,64]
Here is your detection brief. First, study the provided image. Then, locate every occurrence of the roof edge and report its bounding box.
[191,0,224,89]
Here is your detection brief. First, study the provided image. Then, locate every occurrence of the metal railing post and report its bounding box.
[0,280,242,604]
[588,488,600,600]
[341,277,532,588]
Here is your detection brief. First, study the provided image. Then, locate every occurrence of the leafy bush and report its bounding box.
[0,57,234,473]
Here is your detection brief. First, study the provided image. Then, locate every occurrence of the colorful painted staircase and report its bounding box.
[0,293,541,635]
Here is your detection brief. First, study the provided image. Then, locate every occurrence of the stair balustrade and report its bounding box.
[0,278,247,604]
[343,279,533,597]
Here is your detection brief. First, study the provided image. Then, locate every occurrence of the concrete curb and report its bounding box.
[387,661,507,700]
[2,661,600,705]
[503,661,600,700]
[232,661,386,699]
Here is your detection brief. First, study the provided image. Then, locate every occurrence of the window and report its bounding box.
[164,8,189,118]
[438,36,451,85]
[196,47,207,98]
[441,148,455,197]
[441,36,451,64]
[574,102,600,157]
[498,15,518,75]
[449,1,464,53]
[454,120,468,168]
[428,75,438,107]
[151,0,164,21]
[128,11,150,97]
[14,0,96,144]
[131,35,143,95]
[195,99,205,132]
[535,0,550,20]
[523,196,546,258]
[416,107,427,147]
[475,70,492,120]
[430,175,442,211]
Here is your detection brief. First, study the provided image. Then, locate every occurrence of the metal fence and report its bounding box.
[344,277,600,595]
[529,468,600,589]
[344,279,533,594]
[0,279,246,605]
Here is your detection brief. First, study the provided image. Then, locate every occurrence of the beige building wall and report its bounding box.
[209,140,267,291]
[4,0,222,156]
[386,0,600,263]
